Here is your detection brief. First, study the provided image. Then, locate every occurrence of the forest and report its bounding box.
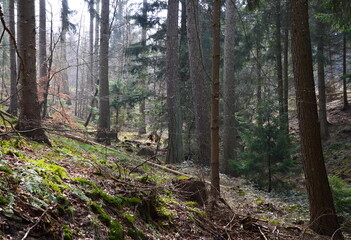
[0,0,350,239]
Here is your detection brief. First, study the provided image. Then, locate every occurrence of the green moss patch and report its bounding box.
[62,224,73,240]
[108,221,124,240]
[0,166,13,174]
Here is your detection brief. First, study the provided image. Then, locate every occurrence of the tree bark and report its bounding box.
[8,0,17,116]
[222,0,237,173]
[210,0,221,198]
[97,0,111,144]
[16,0,50,145]
[316,19,329,140]
[166,0,184,164]
[290,0,342,238]
[186,0,211,165]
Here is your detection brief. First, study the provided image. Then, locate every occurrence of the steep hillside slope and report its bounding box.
[0,133,326,240]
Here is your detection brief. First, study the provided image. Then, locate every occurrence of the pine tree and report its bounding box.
[166,0,184,164]
[222,0,237,173]
[16,0,50,145]
[186,0,211,165]
[291,0,343,237]
[96,0,111,144]
[8,0,17,116]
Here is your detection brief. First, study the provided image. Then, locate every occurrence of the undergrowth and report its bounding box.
[0,134,202,239]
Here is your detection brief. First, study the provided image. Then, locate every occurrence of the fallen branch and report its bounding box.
[128,155,158,175]
[0,110,16,119]
[52,132,195,178]
[258,226,268,240]
[21,208,49,240]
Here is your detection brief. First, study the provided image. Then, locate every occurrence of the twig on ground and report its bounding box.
[258,226,268,240]
[129,155,157,175]
[331,227,344,240]
[21,208,49,240]
[0,110,16,119]
[224,213,237,230]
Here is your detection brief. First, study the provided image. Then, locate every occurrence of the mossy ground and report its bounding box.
[0,133,217,239]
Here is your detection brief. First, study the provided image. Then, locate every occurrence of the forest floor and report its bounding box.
[0,99,350,240]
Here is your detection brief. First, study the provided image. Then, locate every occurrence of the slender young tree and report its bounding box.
[342,33,349,110]
[87,0,95,92]
[94,0,100,76]
[166,0,183,164]
[222,0,237,172]
[256,37,262,105]
[16,0,50,144]
[316,18,329,140]
[41,8,56,120]
[84,0,100,127]
[97,0,111,144]
[275,0,284,123]
[39,0,48,118]
[210,0,221,198]
[8,0,17,115]
[60,0,71,103]
[283,0,289,134]
[186,0,211,165]
[138,0,147,135]
[291,0,342,238]
[75,16,83,116]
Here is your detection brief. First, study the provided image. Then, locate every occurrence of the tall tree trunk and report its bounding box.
[186,0,211,165]
[317,19,329,140]
[222,0,237,173]
[256,40,262,105]
[179,0,188,82]
[61,0,71,104]
[290,0,342,238]
[328,34,335,82]
[89,0,95,92]
[166,0,184,164]
[97,0,111,144]
[16,0,50,145]
[138,0,147,135]
[94,0,100,78]
[179,0,193,156]
[85,0,100,126]
[275,0,284,123]
[39,0,48,118]
[267,130,272,193]
[283,0,289,134]
[210,0,221,198]
[75,17,82,116]
[8,0,17,115]
[42,11,54,120]
[342,33,349,110]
